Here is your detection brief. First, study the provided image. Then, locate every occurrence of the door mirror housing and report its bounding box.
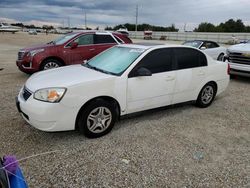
[71,42,78,49]
[134,67,152,77]
[200,46,206,50]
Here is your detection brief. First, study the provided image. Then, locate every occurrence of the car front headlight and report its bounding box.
[34,88,66,103]
[28,49,44,57]
[226,49,230,55]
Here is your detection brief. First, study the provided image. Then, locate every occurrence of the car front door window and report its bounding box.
[129,49,173,77]
[74,34,94,46]
[64,34,95,65]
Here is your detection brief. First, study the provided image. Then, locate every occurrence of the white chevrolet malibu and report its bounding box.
[16,44,229,138]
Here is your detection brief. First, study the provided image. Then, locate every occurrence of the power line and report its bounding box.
[67,17,70,28]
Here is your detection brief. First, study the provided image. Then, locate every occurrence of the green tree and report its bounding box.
[194,22,216,32]
[194,19,247,32]
[112,23,178,32]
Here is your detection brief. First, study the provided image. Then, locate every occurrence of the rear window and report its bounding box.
[114,36,124,43]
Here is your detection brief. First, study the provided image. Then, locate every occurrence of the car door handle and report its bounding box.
[89,48,95,51]
[165,76,175,81]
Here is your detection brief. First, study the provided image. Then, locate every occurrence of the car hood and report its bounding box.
[228,43,250,53]
[20,43,55,52]
[25,65,114,92]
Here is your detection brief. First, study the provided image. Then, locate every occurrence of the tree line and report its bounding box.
[105,23,179,32]
[10,19,250,32]
[194,19,250,32]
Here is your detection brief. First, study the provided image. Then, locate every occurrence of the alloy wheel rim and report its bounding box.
[44,62,59,70]
[201,85,214,104]
[87,107,112,133]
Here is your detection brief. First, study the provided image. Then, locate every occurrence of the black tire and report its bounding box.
[77,99,118,138]
[40,59,63,71]
[196,82,217,108]
[230,74,236,79]
[217,53,224,61]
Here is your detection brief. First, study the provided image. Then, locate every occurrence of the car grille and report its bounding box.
[18,51,25,60]
[229,52,250,65]
[22,87,32,101]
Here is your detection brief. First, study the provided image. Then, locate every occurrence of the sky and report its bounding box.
[0,0,250,30]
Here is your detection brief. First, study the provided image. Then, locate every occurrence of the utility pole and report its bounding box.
[85,11,87,29]
[135,4,138,38]
[83,8,87,29]
[68,17,70,28]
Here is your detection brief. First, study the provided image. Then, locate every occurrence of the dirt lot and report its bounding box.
[0,32,249,187]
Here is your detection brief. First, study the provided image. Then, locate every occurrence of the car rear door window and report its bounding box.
[134,48,173,74]
[94,34,116,44]
[174,48,207,70]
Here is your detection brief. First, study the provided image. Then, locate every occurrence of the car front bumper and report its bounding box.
[16,60,37,74]
[16,88,78,132]
[229,62,250,77]
[224,57,250,77]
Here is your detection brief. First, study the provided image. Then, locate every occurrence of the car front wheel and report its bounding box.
[77,99,117,138]
[196,83,217,108]
[40,59,62,71]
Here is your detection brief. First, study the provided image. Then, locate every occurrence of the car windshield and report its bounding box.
[183,41,202,48]
[51,33,78,45]
[83,46,144,75]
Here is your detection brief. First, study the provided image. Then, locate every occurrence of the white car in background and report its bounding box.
[28,29,37,35]
[183,40,226,61]
[16,44,229,138]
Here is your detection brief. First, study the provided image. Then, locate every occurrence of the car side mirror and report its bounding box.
[135,67,152,77]
[200,46,206,50]
[71,42,78,49]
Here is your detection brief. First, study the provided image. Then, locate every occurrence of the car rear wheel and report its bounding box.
[40,59,62,71]
[217,53,224,61]
[77,99,117,138]
[196,82,217,108]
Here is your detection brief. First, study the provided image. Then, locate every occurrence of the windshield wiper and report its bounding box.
[83,63,117,76]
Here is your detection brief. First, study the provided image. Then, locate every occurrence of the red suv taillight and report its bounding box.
[227,63,230,75]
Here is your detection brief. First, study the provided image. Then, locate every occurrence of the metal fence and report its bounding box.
[129,31,250,44]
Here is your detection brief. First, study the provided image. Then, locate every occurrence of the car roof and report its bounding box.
[184,40,218,43]
[69,31,120,35]
[118,43,188,50]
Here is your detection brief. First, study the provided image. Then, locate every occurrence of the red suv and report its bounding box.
[16,31,132,73]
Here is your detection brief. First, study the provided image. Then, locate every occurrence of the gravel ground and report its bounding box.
[0,32,249,187]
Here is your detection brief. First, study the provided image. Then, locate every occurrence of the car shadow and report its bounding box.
[230,75,250,83]
[28,102,195,141]
[115,102,195,130]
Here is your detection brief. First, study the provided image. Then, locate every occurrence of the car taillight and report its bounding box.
[227,63,230,75]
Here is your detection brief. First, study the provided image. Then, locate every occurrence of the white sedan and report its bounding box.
[16,44,229,138]
[183,40,226,61]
